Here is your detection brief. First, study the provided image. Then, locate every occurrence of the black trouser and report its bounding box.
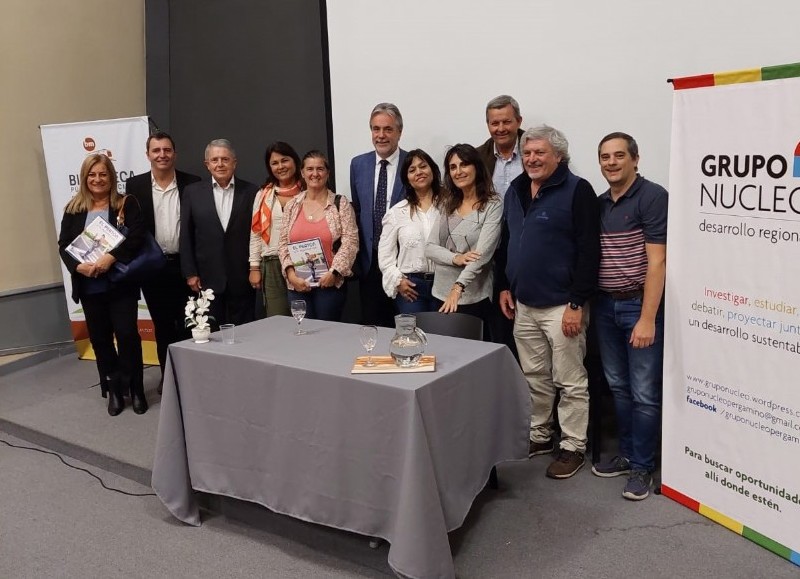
[141,256,192,373]
[81,284,143,395]
[209,287,256,327]
[488,288,519,361]
[432,297,494,342]
[359,251,396,328]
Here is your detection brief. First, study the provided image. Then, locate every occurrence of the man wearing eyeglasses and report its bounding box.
[496,125,600,480]
[179,138,258,326]
[350,103,408,327]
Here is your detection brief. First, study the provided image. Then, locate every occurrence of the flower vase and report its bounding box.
[192,327,211,344]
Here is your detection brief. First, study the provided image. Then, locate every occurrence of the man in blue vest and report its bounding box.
[497,125,600,479]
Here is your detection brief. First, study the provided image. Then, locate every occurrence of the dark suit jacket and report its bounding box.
[124,170,201,239]
[179,177,258,296]
[57,198,145,303]
[477,128,525,176]
[349,149,407,274]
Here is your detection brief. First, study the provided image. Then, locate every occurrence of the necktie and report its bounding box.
[373,159,389,247]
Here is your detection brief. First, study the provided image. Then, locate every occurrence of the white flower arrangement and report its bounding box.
[185,288,216,330]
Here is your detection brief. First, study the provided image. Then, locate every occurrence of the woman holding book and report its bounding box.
[425,143,503,339]
[249,141,303,317]
[278,150,358,321]
[378,149,443,314]
[57,154,147,416]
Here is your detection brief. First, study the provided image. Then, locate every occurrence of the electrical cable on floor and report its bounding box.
[0,437,156,497]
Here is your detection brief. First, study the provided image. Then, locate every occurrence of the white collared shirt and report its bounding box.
[374,147,401,207]
[492,142,523,199]
[213,176,236,231]
[377,199,440,298]
[151,174,180,253]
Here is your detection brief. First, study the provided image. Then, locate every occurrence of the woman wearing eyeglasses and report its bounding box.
[425,144,502,338]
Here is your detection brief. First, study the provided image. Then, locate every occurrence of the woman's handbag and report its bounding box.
[108,195,167,283]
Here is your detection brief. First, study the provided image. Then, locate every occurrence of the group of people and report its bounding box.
[57,95,668,501]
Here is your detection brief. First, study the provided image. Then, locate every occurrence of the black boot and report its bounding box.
[100,376,109,399]
[131,376,148,415]
[107,373,125,416]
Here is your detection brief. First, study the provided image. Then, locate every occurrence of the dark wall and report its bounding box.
[146,0,332,186]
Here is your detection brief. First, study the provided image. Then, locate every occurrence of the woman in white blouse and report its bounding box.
[249,142,303,317]
[378,149,443,314]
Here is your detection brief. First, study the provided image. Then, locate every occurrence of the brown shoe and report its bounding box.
[546,449,585,479]
[528,439,555,457]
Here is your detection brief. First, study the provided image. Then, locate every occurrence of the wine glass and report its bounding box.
[290,300,307,335]
[360,325,378,367]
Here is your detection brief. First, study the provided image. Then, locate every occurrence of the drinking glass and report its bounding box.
[360,325,378,367]
[290,300,307,335]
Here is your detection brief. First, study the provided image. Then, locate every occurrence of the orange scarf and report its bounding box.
[251,183,299,244]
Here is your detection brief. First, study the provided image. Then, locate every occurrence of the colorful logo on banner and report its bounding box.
[794,142,800,177]
[67,136,131,195]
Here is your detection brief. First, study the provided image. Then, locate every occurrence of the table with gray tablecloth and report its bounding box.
[151,316,530,579]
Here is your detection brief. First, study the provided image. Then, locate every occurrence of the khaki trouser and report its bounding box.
[261,256,290,317]
[513,302,589,453]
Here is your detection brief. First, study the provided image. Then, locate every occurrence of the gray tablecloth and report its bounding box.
[152,316,530,579]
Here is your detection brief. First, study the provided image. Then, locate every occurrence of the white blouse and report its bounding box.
[249,186,285,263]
[378,199,440,299]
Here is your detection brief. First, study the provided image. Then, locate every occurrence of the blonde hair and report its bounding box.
[65,154,122,214]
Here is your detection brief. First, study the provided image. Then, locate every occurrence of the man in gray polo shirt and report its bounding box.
[590,132,668,501]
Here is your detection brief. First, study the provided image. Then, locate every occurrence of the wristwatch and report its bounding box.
[569,302,582,310]
[454,281,466,291]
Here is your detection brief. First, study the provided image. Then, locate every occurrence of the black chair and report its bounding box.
[413,311,483,341]
[413,311,497,489]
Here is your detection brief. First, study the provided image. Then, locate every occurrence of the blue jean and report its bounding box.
[394,273,438,314]
[288,286,347,322]
[593,293,664,472]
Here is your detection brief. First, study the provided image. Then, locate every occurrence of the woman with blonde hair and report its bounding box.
[58,154,146,416]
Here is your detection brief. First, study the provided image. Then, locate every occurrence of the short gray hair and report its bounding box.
[205,138,236,159]
[370,103,403,131]
[485,95,521,120]
[521,125,570,164]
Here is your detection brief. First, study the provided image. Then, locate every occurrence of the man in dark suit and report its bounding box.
[180,138,258,326]
[349,103,407,327]
[126,131,201,387]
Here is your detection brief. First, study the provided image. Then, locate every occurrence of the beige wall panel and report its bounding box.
[0,0,145,292]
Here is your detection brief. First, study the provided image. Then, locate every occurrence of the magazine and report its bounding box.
[287,238,329,287]
[65,215,126,264]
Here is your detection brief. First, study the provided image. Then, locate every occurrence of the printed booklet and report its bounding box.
[66,215,125,264]
[287,238,329,287]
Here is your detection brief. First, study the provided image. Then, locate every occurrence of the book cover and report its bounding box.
[287,237,329,287]
[66,215,126,264]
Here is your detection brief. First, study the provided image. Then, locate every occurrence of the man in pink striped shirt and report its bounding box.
[590,132,668,501]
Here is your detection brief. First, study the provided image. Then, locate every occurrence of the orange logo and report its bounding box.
[83,137,96,151]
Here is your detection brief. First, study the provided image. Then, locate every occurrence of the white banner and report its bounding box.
[663,75,800,563]
[41,116,158,363]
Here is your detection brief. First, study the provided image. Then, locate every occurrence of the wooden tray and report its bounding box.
[351,355,435,374]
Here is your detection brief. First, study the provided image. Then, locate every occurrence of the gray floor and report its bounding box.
[0,356,797,578]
